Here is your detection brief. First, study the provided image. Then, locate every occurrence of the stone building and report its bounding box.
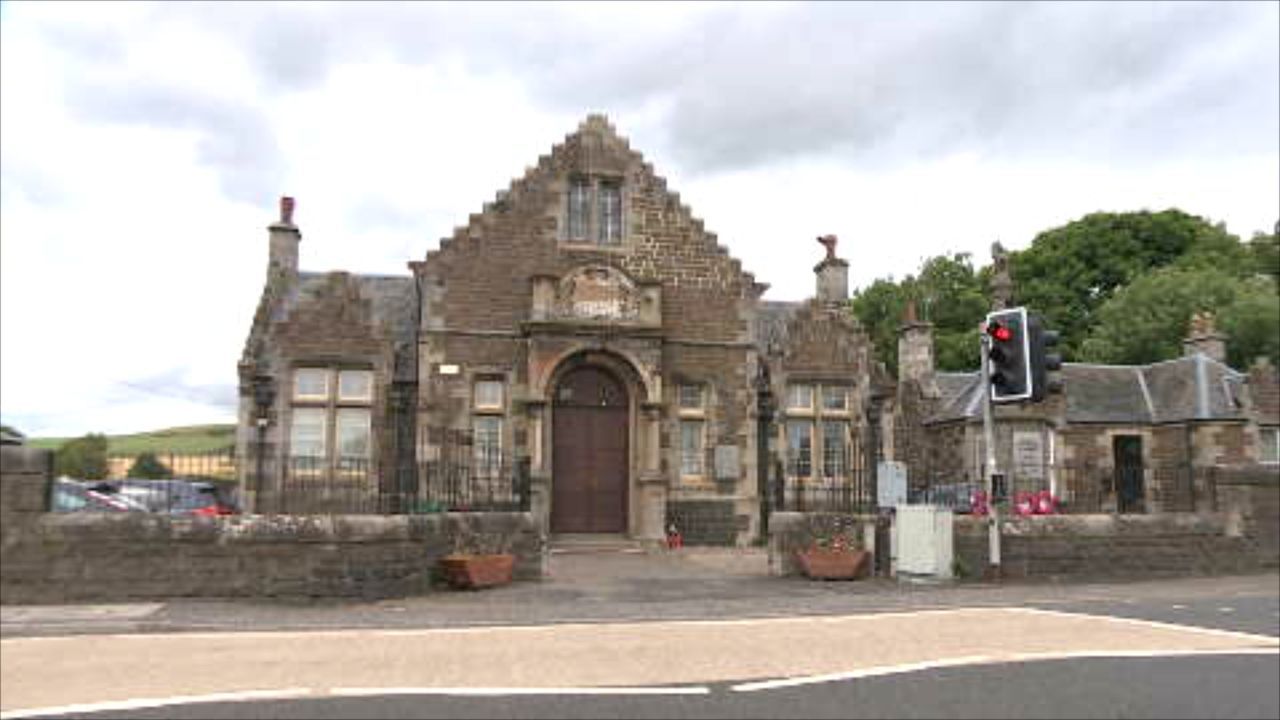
[236,115,878,546]
[892,280,1280,512]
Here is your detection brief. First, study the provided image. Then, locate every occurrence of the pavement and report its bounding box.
[2,547,1278,638]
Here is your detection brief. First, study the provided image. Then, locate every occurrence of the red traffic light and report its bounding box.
[987,322,1013,342]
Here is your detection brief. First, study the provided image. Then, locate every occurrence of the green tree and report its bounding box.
[126,452,172,479]
[1081,267,1279,368]
[851,253,988,374]
[850,277,909,375]
[53,433,109,480]
[913,253,988,372]
[1012,209,1245,360]
[1247,225,1279,288]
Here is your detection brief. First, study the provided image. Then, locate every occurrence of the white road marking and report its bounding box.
[1171,604,1187,610]
[0,688,315,720]
[1218,607,1236,613]
[1011,607,1280,644]
[731,648,1280,693]
[732,656,997,692]
[1,607,1007,645]
[331,686,711,696]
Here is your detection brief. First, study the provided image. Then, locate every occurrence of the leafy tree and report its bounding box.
[53,433,109,480]
[850,277,910,375]
[851,253,988,374]
[126,452,172,479]
[1012,209,1244,360]
[912,253,988,372]
[1081,267,1279,368]
[1247,225,1279,288]
[0,424,25,441]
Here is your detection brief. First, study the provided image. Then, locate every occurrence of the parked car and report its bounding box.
[110,479,238,516]
[51,478,148,513]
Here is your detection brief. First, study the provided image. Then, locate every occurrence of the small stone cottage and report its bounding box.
[237,115,879,546]
[891,297,1280,512]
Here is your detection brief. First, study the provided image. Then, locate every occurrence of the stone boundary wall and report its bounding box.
[953,508,1277,581]
[767,512,883,577]
[1,446,546,605]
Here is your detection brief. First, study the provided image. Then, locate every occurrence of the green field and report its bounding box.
[28,424,237,455]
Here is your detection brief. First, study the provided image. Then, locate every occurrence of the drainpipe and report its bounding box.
[755,362,775,539]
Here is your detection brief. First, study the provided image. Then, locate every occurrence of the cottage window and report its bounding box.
[787,384,814,411]
[287,367,375,478]
[289,408,327,462]
[598,182,622,245]
[472,415,503,481]
[787,420,814,478]
[336,409,372,468]
[471,378,506,483]
[564,176,624,246]
[821,386,848,412]
[822,420,850,478]
[474,379,505,410]
[1262,427,1280,464]
[786,383,857,483]
[567,179,591,241]
[338,370,373,402]
[294,369,329,401]
[680,420,705,477]
[677,383,704,410]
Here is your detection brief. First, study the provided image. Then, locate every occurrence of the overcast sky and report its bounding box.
[2,1,1277,439]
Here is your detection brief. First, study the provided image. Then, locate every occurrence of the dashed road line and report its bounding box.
[0,688,315,720]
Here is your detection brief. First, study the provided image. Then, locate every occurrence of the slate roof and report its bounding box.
[293,272,419,381]
[924,353,1250,425]
[755,300,801,355]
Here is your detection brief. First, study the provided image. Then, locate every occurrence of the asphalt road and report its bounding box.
[3,590,1277,719]
[2,559,1277,720]
[37,655,1277,720]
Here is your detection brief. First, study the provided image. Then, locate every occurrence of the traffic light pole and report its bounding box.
[979,331,1003,577]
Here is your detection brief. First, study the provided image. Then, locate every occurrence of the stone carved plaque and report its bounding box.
[556,266,639,321]
[1012,431,1045,483]
[714,445,740,481]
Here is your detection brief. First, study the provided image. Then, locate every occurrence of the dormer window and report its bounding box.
[565,177,624,246]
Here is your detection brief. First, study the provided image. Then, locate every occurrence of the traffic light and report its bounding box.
[1028,313,1063,402]
[985,307,1031,403]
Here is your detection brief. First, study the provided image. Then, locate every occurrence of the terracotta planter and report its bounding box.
[438,553,515,590]
[796,548,870,580]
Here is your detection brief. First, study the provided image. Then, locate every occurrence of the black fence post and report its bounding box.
[517,456,532,512]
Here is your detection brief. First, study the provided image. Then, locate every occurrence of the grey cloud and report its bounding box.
[193,1,1275,174]
[0,161,69,206]
[65,79,283,205]
[47,1,1276,184]
[113,368,237,410]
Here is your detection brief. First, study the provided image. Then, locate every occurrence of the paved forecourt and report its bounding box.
[2,606,1277,716]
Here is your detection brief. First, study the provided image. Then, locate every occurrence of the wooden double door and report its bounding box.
[551,366,629,534]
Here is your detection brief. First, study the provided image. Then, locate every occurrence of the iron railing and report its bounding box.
[773,452,876,513]
[901,461,1244,515]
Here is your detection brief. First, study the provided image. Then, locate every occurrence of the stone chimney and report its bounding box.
[1183,311,1227,363]
[814,234,849,305]
[268,195,300,277]
[898,299,939,398]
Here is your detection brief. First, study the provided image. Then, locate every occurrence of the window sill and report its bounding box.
[560,241,629,253]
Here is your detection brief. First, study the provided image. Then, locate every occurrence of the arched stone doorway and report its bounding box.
[551,365,629,533]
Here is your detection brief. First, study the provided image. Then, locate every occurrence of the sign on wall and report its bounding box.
[1012,431,1046,483]
[878,460,907,507]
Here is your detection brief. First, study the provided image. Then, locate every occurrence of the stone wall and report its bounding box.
[1,446,546,605]
[952,505,1277,581]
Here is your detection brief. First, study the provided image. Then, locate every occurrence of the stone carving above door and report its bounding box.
[557,266,639,321]
[529,265,662,328]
